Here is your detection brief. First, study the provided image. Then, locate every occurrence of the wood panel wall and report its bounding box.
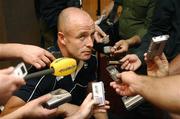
[0,0,7,43]
[0,0,40,68]
[83,0,112,20]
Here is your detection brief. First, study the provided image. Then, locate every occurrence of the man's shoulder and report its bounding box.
[14,72,57,102]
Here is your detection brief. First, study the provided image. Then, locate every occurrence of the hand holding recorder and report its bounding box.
[0,67,25,105]
[146,35,169,60]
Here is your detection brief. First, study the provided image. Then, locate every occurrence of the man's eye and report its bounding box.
[80,36,86,41]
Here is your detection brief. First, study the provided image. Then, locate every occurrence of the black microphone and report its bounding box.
[24,58,77,80]
[25,69,53,80]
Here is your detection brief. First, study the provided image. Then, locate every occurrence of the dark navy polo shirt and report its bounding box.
[14,55,97,106]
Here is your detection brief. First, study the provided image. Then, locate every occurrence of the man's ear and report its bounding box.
[57,32,66,45]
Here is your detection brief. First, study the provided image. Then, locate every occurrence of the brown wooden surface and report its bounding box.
[0,0,40,68]
[0,0,7,43]
[83,0,112,20]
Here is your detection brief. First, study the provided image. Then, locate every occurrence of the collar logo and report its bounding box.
[84,63,88,69]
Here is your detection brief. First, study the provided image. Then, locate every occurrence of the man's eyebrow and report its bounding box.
[77,32,88,37]
[91,31,95,35]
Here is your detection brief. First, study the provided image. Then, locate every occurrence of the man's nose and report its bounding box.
[85,36,94,48]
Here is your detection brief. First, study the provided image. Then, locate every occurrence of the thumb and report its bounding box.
[154,56,164,69]
[81,93,93,106]
[0,67,14,74]
[34,94,52,105]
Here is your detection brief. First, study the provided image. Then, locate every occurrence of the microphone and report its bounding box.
[24,58,77,80]
[103,46,112,54]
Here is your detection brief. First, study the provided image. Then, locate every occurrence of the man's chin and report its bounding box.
[81,55,91,61]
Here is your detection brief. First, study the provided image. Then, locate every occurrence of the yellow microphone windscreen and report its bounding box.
[50,58,77,76]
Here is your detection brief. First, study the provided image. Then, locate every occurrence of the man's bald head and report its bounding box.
[57,7,94,33]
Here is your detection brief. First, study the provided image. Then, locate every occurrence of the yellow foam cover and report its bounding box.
[50,58,77,76]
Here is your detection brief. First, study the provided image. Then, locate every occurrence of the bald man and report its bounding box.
[1,8,107,119]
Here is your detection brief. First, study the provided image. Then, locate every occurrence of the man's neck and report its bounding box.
[60,47,80,64]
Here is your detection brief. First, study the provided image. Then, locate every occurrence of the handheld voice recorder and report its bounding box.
[12,62,27,78]
[44,88,71,109]
[147,35,169,60]
[122,95,144,110]
[92,81,105,106]
[106,65,120,82]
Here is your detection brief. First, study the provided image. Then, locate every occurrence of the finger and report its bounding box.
[114,48,125,54]
[121,60,129,69]
[33,62,42,69]
[154,56,163,68]
[129,64,134,71]
[113,45,119,50]
[119,84,128,90]
[0,67,14,74]
[125,63,131,70]
[6,79,24,94]
[112,41,122,51]
[44,51,56,61]
[112,45,117,51]
[115,40,123,46]
[116,73,122,78]
[14,79,26,88]
[120,55,129,62]
[36,60,46,68]
[105,100,110,105]
[160,53,168,62]
[81,93,93,106]
[110,81,122,88]
[111,83,119,89]
[115,88,121,94]
[144,53,147,61]
[97,105,110,110]
[44,108,58,115]
[35,94,52,104]
[110,47,116,53]
[110,81,116,87]
[110,82,121,89]
[94,109,107,113]
[119,91,127,96]
[41,55,51,65]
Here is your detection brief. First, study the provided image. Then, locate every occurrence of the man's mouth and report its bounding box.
[83,50,92,54]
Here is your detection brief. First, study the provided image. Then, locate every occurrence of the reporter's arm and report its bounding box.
[111,35,141,54]
[126,35,141,47]
[93,113,108,119]
[5,100,80,118]
[136,75,180,114]
[0,43,55,69]
[0,67,25,105]
[1,96,78,118]
[0,43,23,60]
[111,72,180,114]
[1,94,57,119]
